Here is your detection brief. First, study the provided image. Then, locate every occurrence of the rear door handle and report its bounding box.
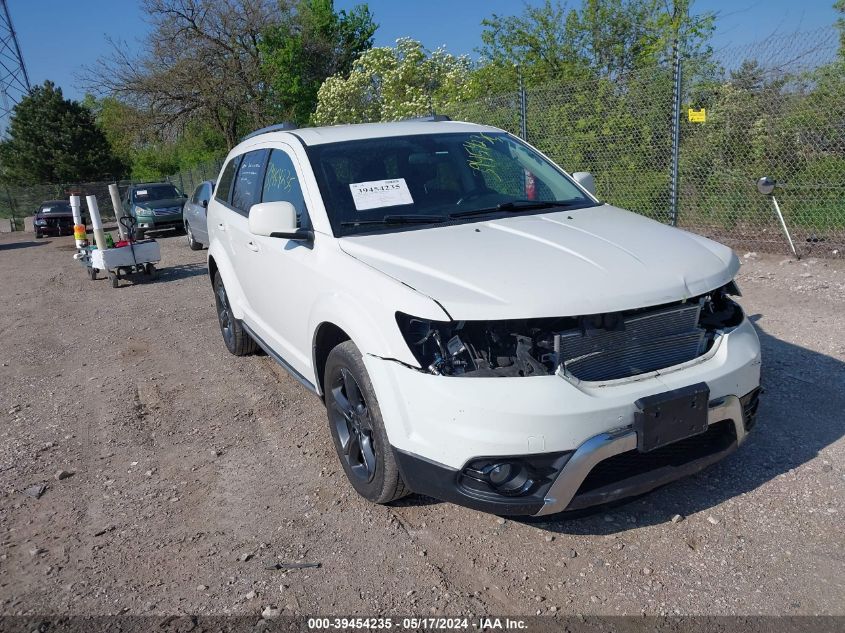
[246,240,259,252]
[217,223,225,232]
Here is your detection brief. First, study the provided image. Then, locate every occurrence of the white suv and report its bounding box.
[206,119,761,516]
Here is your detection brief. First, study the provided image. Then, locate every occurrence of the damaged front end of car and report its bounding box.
[396,281,744,382]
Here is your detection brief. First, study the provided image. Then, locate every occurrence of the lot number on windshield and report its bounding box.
[349,178,414,211]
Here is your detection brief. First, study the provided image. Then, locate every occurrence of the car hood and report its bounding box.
[134,198,184,210]
[338,205,739,321]
[36,212,73,219]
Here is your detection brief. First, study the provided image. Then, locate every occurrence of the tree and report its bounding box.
[313,38,473,124]
[85,95,227,179]
[478,0,714,87]
[86,0,279,150]
[260,0,377,124]
[0,81,124,185]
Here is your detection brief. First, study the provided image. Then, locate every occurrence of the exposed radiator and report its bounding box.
[555,301,706,382]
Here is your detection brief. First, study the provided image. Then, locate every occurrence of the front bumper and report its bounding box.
[394,389,759,516]
[136,216,182,231]
[35,224,73,236]
[365,316,762,516]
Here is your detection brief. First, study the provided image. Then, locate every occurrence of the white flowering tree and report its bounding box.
[313,38,474,125]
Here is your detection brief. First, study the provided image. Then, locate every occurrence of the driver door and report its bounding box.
[239,145,318,380]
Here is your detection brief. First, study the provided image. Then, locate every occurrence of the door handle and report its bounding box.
[217,223,225,232]
[246,240,259,252]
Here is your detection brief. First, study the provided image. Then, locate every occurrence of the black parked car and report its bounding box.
[34,200,75,238]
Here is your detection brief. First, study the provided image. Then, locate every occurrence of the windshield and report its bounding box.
[307,132,596,236]
[132,184,181,203]
[39,202,72,214]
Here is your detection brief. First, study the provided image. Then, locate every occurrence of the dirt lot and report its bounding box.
[1,230,843,619]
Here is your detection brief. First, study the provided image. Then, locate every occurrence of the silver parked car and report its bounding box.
[183,180,215,250]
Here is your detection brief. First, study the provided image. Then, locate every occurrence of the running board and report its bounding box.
[240,321,318,395]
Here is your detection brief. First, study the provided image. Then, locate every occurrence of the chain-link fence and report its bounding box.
[2,29,841,256]
[0,159,223,229]
[0,180,134,229]
[447,27,844,257]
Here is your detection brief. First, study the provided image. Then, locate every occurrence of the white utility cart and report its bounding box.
[86,239,161,287]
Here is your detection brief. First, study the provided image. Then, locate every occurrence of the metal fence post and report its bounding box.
[518,67,528,142]
[668,37,682,227]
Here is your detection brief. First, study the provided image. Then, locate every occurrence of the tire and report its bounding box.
[145,263,158,279]
[35,232,43,239]
[136,229,146,241]
[109,272,119,288]
[186,223,202,250]
[324,341,409,504]
[213,271,256,356]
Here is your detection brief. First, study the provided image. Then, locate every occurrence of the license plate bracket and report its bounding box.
[634,383,710,453]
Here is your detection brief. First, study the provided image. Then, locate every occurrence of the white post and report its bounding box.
[108,183,128,240]
[86,195,108,252]
[771,196,799,260]
[69,195,88,249]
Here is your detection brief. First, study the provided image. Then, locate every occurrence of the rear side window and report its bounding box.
[262,149,308,227]
[231,150,269,213]
[215,156,241,204]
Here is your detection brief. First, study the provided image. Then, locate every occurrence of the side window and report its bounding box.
[215,155,241,204]
[231,149,269,214]
[261,149,308,227]
[199,183,211,204]
[191,185,202,204]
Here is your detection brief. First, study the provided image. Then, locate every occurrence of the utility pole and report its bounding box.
[518,66,528,142]
[0,0,30,136]
[668,1,684,227]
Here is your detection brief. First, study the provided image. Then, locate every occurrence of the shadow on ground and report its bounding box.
[0,240,47,251]
[112,262,207,286]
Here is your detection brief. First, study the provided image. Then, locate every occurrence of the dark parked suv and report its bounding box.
[123,182,187,239]
[34,200,75,238]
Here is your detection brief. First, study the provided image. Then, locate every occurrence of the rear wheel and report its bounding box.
[186,223,202,250]
[325,341,409,504]
[213,271,256,356]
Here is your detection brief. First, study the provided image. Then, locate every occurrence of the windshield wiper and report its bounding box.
[450,199,586,219]
[340,214,447,227]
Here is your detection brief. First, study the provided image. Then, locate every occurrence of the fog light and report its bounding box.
[463,460,534,496]
[488,462,532,495]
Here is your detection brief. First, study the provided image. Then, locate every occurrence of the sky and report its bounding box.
[9,0,841,102]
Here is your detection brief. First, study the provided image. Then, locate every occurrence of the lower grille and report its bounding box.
[575,419,737,496]
[556,302,706,381]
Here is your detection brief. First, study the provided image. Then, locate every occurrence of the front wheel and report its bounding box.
[136,229,146,241]
[324,341,409,504]
[213,271,256,356]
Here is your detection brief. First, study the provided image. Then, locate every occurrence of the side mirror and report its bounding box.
[248,201,312,241]
[201,199,208,209]
[572,172,596,196]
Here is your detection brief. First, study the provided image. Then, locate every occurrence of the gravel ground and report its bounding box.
[0,231,842,618]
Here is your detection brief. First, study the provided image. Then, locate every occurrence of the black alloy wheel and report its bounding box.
[213,271,256,356]
[324,341,409,504]
[330,367,378,483]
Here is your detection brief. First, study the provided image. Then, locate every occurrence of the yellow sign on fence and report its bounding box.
[688,108,707,123]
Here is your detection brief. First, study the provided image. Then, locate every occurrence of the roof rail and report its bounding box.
[241,122,298,142]
[402,114,452,122]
